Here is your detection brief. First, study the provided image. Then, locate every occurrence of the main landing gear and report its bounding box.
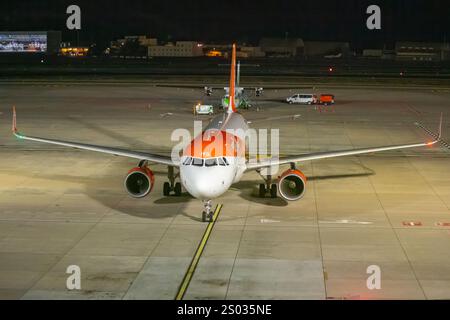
[163,165,182,197]
[258,174,278,198]
[202,200,213,222]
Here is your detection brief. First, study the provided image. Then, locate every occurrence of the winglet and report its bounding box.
[438,112,443,141]
[12,106,17,133]
[11,106,24,140]
[426,112,443,146]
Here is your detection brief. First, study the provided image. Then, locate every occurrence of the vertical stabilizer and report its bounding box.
[227,44,237,113]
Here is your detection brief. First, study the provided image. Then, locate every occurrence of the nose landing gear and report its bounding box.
[202,200,213,222]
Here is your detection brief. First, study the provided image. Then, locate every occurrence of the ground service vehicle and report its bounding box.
[195,104,214,115]
[286,94,317,105]
[319,94,335,105]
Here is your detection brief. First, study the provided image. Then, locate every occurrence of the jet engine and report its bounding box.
[124,166,155,198]
[278,169,307,201]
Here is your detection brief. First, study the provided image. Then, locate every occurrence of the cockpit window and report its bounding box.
[192,158,204,167]
[218,157,226,166]
[183,157,192,165]
[205,158,218,167]
[222,157,229,166]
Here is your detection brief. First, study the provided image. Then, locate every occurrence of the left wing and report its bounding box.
[246,115,442,171]
[11,107,178,166]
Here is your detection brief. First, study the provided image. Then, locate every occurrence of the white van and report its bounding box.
[286,94,317,105]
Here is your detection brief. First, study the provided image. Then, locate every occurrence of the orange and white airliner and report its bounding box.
[12,44,442,221]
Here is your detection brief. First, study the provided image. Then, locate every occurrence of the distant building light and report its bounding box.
[206,50,222,57]
[60,47,89,57]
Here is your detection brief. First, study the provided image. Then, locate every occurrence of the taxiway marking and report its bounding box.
[175,204,223,300]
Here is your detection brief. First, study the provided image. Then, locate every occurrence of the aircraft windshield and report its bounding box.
[184,157,229,167]
[205,158,218,167]
[192,158,204,167]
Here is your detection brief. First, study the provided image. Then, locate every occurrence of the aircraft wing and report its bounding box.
[155,84,312,92]
[242,86,313,91]
[11,108,178,167]
[245,114,302,124]
[155,84,224,90]
[246,115,442,171]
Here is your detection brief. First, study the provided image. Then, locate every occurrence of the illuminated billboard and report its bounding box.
[0,32,47,53]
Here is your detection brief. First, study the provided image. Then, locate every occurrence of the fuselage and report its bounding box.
[180,112,248,200]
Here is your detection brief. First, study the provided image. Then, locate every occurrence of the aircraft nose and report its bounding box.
[191,178,225,199]
[181,168,228,200]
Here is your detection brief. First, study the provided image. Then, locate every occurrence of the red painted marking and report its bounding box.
[402,221,423,227]
[436,222,450,227]
[12,106,17,132]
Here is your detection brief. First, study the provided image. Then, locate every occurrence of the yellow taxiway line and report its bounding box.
[175,204,223,300]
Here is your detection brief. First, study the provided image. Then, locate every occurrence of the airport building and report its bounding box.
[0,31,61,55]
[395,41,449,61]
[148,41,204,57]
[116,35,158,47]
[259,38,304,57]
[303,41,350,58]
[59,46,90,57]
[239,46,266,58]
[362,49,383,58]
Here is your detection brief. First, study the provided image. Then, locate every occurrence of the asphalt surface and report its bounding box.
[0,80,449,299]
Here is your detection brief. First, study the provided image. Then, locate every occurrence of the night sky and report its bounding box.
[1,0,449,50]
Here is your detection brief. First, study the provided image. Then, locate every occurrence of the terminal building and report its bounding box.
[148,41,204,57]
[259,38,304,57]
[303,41,350,58]
[395,41,449,61]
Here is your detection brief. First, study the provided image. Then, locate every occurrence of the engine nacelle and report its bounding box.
[278,169,307,201]
[124,166,155,198]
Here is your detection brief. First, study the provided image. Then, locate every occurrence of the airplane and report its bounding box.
[205,60,310,110]
[207,61,260,109]
[158,60,260,110]
[158,48,309,111]
[11,44,443,222]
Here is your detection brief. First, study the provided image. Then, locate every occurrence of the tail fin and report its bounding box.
[227,44,237,113]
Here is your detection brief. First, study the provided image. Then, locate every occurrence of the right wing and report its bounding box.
[12,107,178,167]
[245,114,302,124]
[246,114,443,171]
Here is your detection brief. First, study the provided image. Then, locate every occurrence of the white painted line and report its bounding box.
[320,220,373,225]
